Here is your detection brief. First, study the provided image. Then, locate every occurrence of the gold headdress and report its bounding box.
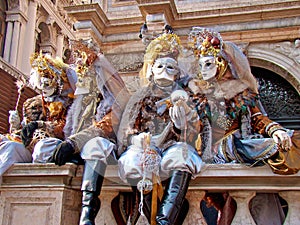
[30,52,68,80]
[141,33,182,83]
[68,39,100,95]
[29,52,68,90]
[188,27,228,80]
[144,33,182,64]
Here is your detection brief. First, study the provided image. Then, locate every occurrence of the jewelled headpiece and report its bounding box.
[67,39,99,95]
[69,39,98,66]
[188,27,223,58]
[188,27,228,80]
[140,33,182,83]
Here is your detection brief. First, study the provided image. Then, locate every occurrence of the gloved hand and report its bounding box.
[21,121,39,146]
[9,110,20,131]
[272,130,292,151]
[169,99,193,130]
[52,140,75,166]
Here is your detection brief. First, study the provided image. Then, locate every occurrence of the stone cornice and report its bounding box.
[65,1,300,44]
[65,3,143,38]
[2,163,299,191]
[136,0,178,24]
[5,10,28,23]
[0,57,25,80]
[65,3,108,35]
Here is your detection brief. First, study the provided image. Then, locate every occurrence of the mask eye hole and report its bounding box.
[206,62,211,67]
[157,64,163,68]
[167,65,174,69]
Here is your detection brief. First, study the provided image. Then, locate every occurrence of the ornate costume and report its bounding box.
[188,27,300,225]
[188,26,299,173]
[0,53,75,176]
[26,53,76,162]
[117,33,203,225]
[0,95,43,176]
[51,39,130,225]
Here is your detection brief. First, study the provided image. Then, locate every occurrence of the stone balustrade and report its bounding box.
[0,163,299,225]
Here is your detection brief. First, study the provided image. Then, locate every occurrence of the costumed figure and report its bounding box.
[187,27,300,225]
[25,52,76,163]
[117,33,203,225]
[51,39,130,225]
[0,52,76,178]
[0,94,43,177]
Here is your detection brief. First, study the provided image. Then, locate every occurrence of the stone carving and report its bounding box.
[256,40,300,64]
[106,53,144,72]
[96,191,120,225]
[8,0,19,10]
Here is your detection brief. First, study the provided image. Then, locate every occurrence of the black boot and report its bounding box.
[79,160,106,225]
[156,170,191,225]
[142,191,153,223]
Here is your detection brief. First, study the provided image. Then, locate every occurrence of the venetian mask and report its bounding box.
[152,57,179,87]
[40,77,57,97]
[74,76,93,95]
[198,55,218,81]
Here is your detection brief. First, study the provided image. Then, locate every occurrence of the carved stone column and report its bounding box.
[229,191,256,225]
[279,191,300,225]
[183,190,207,225]
[95,190,119,225]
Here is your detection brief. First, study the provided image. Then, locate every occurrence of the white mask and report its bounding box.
[199,56,217,81]
[74,76,93,95]
[152,57,179,87]
[40,77,56,97]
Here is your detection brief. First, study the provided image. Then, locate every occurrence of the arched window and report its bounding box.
[0,0,7,56]
[36,22,51,54]
[252,66,300,130]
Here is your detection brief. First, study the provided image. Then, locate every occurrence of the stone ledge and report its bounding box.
[1,163,300,225]
[1,163,300,191]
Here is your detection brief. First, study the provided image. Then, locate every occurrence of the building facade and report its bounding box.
[0,1,300,225]
[0,0,299,134]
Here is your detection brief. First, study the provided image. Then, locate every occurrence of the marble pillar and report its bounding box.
[10,21,20,66]
[56,33,64,59]
[3,21,13,62]
[21,0,38,75]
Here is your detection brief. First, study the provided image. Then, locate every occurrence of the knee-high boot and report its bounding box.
[156,170,191,225]
[79,160,107,225]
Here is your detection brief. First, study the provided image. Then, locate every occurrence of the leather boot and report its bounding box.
[156,170,191,225]
[79,160,106,225]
